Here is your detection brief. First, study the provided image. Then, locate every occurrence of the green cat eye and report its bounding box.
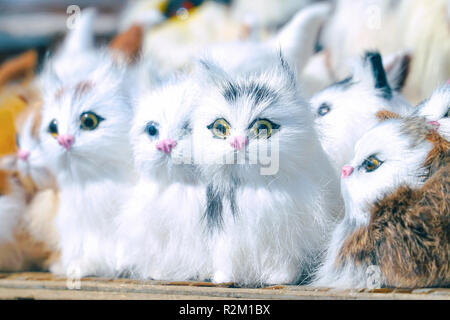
[249,118,280,139]
[207,118,230,139]
[80,112,104,131]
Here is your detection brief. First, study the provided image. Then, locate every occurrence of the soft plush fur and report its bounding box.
[309,51,412,173]
[337,133,449,288]
[190,53,343,287]
[321,0,450,104]
[39,10,138,277]
[314,116,447,288]
[15,98,57,191]
[0,169,26,245]
[116,77,211,281]
[414,84,450,141]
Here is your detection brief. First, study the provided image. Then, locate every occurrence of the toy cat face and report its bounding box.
[310,52,412,172]
[15,105,56,190]
[131,78,197,184]
[341,117,433,220]
[39,55,134,183]
[191,56,316,183]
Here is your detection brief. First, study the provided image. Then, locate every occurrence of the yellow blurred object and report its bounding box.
[0,108,18,156]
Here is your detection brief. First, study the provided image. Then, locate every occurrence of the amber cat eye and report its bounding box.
[80,112,104,131]
[362,155,383,172]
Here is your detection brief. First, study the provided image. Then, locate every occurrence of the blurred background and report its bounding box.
[0,0,449,149]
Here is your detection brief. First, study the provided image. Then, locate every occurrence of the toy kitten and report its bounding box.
[314,115,448,288]
[116,77,211,280]
[309,51,412,173]
[39,9,140,277]
[190,54,343,286]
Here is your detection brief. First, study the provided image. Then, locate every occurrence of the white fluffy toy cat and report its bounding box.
[39,9,139,277]
[309,51,412,173]
[115,77,211,280]
[190,54,343,286]
[313,114,448,288]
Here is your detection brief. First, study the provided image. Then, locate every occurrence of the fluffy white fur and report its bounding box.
[0,170,26,244]
[309,52,412,174]
[116,77,211,280]
[207,2,331,77]
[321,0,450,104]
[415,84,450,140]
[39,10,136,277]
[16,110,56,191]
[191,54,343,286]
[314,117,434,288]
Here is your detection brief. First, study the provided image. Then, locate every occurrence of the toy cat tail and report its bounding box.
[59,7,96,56]
[272,2,332,72]
[338,133,449,288]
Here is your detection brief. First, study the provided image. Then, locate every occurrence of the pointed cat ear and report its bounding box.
[376,110,401,122]
[59,7,96,57]
[272,2,331,73]
[354,51,393,100]
[109,24,143,65]
[384,51,411,92]
[0,50,37,88]
[194,59,231,87]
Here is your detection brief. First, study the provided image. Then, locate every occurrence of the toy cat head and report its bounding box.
[310,51,412,172]
[340,116,436,222]
[191,54,324,185]
[39,9,139,184]
[130,77,198,185]
[15,98,56,191]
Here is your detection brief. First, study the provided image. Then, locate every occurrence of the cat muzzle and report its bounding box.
[341,165,354,178]
[230,136,248,151]
[57,134,75,151]
[156,139,177,154]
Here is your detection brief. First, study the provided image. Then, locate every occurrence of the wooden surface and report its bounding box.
[0,272,448,300]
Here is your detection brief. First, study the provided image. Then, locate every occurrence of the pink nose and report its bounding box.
[230,136,248,151]
[57,134,75,151]
[17,149,30,162]
[428,120,440,131]
[341,165,354,178]
[156,139,177,154]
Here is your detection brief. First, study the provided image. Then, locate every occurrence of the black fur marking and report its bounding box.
[227,176,240,219]
[204,184,224,231]
[222,80,278,106]
[331,76,354,90]
[364,51,393,100]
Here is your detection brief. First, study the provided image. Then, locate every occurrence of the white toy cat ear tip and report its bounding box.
[156,139,177,154]
[17,149,30,162]
[341,166,354,179]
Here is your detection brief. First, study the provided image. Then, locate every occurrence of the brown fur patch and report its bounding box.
[424,131,450,176]
[74,81,93,98]
[376,110,401,121]
[109,25,143,63]
[54,87,64,100]
[338,133,450,288]
[0,50,37,88]
[0,169,10,195]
